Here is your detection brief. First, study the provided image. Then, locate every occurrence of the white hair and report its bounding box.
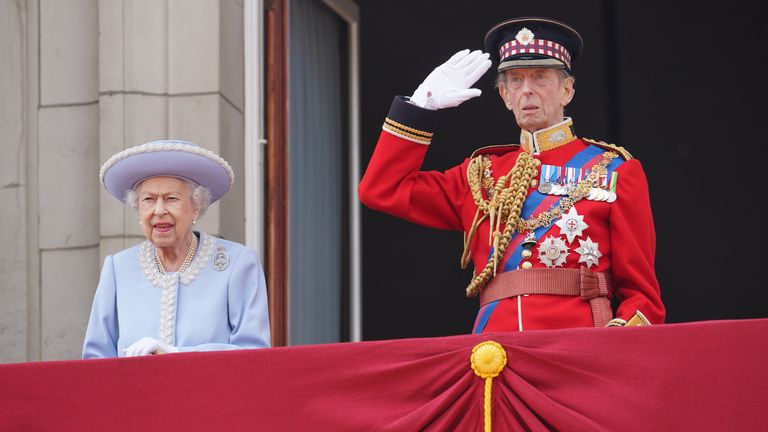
[125,179,212,218]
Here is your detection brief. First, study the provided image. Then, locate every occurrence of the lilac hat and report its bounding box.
[100,140,234,203]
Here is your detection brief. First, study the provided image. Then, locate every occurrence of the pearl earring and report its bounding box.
[139,220,143,225]
[193,220,197,224]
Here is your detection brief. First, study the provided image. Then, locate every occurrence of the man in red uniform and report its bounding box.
[359,17,665,333]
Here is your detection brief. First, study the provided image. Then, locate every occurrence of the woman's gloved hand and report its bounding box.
[123,337,179,357]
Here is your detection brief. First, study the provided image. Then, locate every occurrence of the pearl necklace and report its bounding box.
[154,234,198,275]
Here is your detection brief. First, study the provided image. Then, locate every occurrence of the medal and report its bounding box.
[587,188,598,200]
[587,171,619,203]
[520,232,537,268]
[539,164,560,194]
[566,166,577,187]
[588,187,609,201]
[555,206,588,243]
[596,188,608,201]
[575,237,602,268]
[606,172,619,203]
[537,236,569,268]
[521,232,537,248]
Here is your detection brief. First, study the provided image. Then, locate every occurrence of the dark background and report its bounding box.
[358,0,767,340]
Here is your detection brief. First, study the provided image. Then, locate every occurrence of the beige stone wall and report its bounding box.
[1,0,31,364]
[0,0,245,363]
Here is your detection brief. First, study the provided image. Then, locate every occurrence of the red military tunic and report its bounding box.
[359,96,665,333]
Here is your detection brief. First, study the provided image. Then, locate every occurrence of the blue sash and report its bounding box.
[472,145,624,334]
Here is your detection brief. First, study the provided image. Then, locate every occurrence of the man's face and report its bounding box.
[498,68,574,132]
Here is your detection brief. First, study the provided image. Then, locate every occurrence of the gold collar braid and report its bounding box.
[520,118,575,154]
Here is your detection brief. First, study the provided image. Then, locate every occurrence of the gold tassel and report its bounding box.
[488,206,495,245]
[471,341,507,432]
[461,208,486,269]
[491,231,500,276]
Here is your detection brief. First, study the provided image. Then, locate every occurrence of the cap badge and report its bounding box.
[515,28,535,46]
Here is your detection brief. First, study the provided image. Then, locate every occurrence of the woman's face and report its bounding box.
[137,176,199,249]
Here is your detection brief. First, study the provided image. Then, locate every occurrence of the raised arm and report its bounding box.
[359,50,491,231]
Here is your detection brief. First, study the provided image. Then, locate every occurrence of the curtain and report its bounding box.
[288,0,345,344]
[2,319,766,431]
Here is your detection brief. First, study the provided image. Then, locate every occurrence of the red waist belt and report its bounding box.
[479,267,614,327]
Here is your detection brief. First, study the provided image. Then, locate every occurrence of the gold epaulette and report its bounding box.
[470,143,520,159]
[583,138,633,160]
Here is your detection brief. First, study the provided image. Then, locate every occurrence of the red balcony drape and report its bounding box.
[1,319,766,431]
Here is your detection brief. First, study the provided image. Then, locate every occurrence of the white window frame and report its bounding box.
[244,0,362,342]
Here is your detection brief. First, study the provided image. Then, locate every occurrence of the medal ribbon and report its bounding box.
[501,145,623,272]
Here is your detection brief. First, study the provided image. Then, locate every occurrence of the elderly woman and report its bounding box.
[83,140,271,358]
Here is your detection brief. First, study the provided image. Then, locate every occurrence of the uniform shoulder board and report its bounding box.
[582,138,633,160]
[470,143,520,159]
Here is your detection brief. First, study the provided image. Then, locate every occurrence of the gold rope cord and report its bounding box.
[471,341,508,432]
[464,151,539,297]
[463,151,618,298]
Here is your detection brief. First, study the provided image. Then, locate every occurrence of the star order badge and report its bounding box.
[537,236,569,268]
[555,206,588,243]
[575,237,601,268]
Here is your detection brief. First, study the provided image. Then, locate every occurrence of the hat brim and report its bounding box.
[497,58,566,72]
[101,143,233,203]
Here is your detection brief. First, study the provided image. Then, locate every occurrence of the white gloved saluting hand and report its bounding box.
[410,49,492,110]
[123,337,179,357]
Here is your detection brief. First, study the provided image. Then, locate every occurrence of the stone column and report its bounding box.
[0,0,245,364]
[0,0,31,364]
[37,0,101,360]
[99,0,245,261]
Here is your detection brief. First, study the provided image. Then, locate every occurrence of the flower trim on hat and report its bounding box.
[99,141,235,188]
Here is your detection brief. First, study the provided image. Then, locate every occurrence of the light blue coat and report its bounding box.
[83,232,271,358]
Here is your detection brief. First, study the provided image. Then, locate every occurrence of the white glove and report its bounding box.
[123,337,179,357]
[410,49,492,110]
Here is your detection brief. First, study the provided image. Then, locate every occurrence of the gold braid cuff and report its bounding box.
[382,118,433,144]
